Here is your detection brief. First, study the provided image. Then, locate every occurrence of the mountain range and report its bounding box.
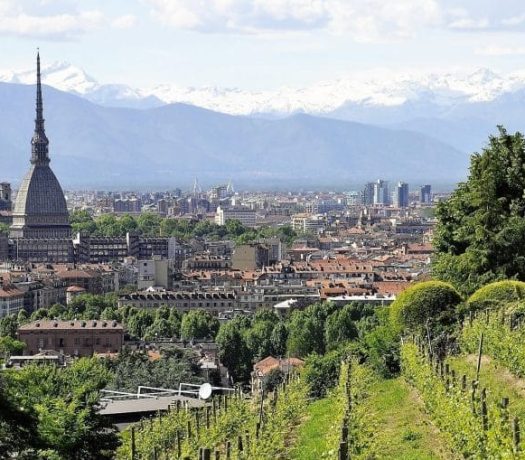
[0,80,466,188]
[3,62,525,155]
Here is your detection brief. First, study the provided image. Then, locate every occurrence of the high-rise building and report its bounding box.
[420,185,432,204]
[393,182,409,208]
[362,182,375,206]
[373,180,389,206]
[8,53,73,262]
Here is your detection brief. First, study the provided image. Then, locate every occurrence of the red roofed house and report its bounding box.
[251,356,304,393]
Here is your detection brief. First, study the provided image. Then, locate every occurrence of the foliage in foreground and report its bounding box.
[324,359,376,459]
[402,342,519,458]
[117,373,309,459]
[2,358,119,459]
[467,280,525,312]
[389,281,462,334]
[433,127,525,295]
[460,305,525,378]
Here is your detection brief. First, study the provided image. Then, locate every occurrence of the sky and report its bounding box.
[2,0,525,90]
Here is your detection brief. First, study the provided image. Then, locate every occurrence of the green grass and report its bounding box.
[446,354,525,420]
[290,396,335,459]
[367,377,454,459]
[291,377,454,460]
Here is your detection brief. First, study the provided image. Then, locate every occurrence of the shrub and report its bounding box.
[467,280,525,312]
[389,281,463,334]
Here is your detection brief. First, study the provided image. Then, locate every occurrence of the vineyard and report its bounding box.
[114,290,525,459]
[117,372,308,459]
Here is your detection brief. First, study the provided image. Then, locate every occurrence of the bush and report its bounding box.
[389,281,463,334]
[262,368,284,393]
[302,350,341,398]
[467,280,525,312]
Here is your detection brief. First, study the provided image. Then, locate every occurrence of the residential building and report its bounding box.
[232,243,270,271]
[0,284,25,317]
[18,320,124,356]
[137,256,170,290]
[215,206,256,227]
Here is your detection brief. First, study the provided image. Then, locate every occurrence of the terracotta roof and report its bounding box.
[254,356,304,375]
[66,285,86,293]
[0,285,24,298]
[19,320,123,330]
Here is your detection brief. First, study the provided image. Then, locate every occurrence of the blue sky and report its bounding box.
[2,0,525,89]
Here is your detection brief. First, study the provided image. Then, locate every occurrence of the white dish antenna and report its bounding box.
[198,383,213,400]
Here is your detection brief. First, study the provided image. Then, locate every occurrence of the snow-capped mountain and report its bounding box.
[3,61,525,116]
[0,61,163,109]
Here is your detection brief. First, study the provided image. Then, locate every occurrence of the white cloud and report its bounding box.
[0,1,137,39]
[501,14,525,26]
[146,0,442,42]
[448,17,489,30]
[476,45,525,56]
[112,14,137,30]
[0,9,104,39]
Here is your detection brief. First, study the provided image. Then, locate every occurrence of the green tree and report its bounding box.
[389,281,463,334]
[270,321,288,356]
[245,320,274,361]
[0,336,25,358]
[5,358,119,458]
[137,213,161,236]
[287,313,324,357]
[126,309,154,339]
[433,127,525,295]
[69,209,97,235]
[0,314,18,338]
[324,306,359,350]
[0,374,41,458]
[180,310,219,341]
[144,318,175,340]
[216,319,253,382]
[262,368,284,393]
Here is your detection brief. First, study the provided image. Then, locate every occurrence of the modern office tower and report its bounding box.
[362,182,375,205]
[394,182,409,208]
[420,184,432,204]
[373,180,389,206]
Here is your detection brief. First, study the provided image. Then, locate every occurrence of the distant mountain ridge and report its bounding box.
[3,61,525,116]
[0,81,466,188]
[2,61,525,157]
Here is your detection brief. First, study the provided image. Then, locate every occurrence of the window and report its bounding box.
[58,338,64,348]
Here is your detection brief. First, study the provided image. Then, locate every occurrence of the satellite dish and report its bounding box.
[198,383,213,400]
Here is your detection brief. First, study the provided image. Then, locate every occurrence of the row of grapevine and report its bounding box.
[116,372,308,459]
[461,309,525,378]
[326,359,376,460]
[402,341,522,458]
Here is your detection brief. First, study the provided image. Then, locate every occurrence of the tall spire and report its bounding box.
[31,50,49,165]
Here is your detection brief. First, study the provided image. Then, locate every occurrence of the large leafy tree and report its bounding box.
[4,358,119,458]
[433,127,525,295]
[216,318,253,382]
[180,310,219,341]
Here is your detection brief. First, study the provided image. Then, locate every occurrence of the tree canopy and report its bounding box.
[389,281,463,334]
[433,127,525,295]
